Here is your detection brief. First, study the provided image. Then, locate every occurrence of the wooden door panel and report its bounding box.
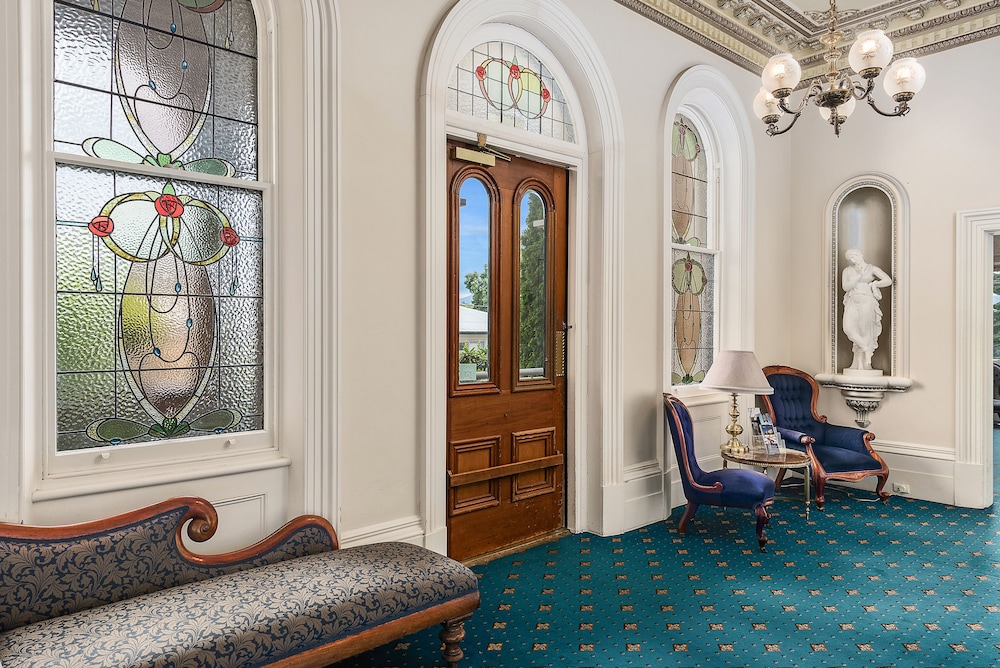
[511,428,557,501]
[447,140,567,561]
[449,437,501,515]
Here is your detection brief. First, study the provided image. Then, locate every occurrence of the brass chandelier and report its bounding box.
[753,0,926,137]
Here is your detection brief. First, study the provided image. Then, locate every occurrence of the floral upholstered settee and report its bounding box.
[0,497,480,668]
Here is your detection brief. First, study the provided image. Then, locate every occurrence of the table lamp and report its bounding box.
[701,350,773,454]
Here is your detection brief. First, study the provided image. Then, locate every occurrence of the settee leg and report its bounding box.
[440,615,471,668]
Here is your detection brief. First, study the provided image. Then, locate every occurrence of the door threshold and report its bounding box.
[461,528,571,567]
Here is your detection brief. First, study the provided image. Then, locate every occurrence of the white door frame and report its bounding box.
[420,0,626,552]
[956,207,1000,509]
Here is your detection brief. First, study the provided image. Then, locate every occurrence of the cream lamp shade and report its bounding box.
[701,350,773,395]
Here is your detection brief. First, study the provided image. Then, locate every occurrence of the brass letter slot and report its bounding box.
[448,454,564,487]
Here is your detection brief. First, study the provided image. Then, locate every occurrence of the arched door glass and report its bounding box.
[458,177,491,384]
[518,189,547,380]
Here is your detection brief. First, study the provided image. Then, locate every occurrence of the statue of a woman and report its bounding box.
[842,248,892,372]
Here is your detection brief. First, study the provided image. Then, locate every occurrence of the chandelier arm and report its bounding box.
[866,97,910,117]
[851,78,875,100]
[776,83,821,116]
[766,110,804,136]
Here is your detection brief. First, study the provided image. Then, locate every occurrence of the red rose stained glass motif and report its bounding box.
[155,194,185,218]
[476,56,551,120]
[89,215,114,237]
[221,227,240,247]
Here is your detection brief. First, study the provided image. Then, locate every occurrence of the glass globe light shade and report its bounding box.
[883,57,926,101]
[818,95,856,122]
[848,30,893,77]
[753,87,782,123]
[761,53,801,97]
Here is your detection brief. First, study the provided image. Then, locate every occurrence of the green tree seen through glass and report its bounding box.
[519,191,546,373]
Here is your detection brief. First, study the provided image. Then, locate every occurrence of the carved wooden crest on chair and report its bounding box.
[663,394,775,552]
[760,365,890,510]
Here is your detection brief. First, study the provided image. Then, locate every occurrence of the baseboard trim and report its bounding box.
[338,514,425,548]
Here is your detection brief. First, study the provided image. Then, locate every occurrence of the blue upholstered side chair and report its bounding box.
[663,393,775,552]
[761,365,890,510]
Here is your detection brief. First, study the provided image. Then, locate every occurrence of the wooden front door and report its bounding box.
[446,140,568,561]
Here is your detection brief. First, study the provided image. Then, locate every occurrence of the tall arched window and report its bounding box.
[670,113,716,385]
[51,0,266,464]
[665,66,756,393]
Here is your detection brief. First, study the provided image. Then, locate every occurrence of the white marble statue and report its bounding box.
[841,248,892,372]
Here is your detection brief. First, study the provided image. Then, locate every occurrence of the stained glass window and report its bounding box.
[448,41,575,142]
[53,0,262,451]
[670,115,716,385]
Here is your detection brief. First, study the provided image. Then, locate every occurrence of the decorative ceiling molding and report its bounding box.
[617,0,1000,77]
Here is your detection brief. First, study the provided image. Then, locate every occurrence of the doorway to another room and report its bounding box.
[993,238,1000,501]
[445,139,568,561]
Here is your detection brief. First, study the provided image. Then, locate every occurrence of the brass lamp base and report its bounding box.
[721,392,750,454]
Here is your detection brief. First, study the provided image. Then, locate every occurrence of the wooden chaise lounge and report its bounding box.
[0,496,480,667]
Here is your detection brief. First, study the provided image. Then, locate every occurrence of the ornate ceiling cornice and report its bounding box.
[617,0,1000,77]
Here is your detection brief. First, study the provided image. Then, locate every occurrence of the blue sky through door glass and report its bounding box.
[459,178,489,304]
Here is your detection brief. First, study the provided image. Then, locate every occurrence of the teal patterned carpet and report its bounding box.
[335,434,1000,667]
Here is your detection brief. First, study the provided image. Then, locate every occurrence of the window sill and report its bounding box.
[32,450,291,503]
[668,384,732,407]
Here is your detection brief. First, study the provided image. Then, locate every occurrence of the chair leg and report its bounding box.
[814,476,826,511]
[678,501,698,536]
[440,615,471,668]
[875,474,890,504]
[754,504,771,552]
[774,469,787,490]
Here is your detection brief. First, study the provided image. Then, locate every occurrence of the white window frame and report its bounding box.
[663,66,757,400]
[24,0,285,494]
[668,109,721,390]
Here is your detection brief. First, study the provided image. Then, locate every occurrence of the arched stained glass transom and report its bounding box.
[448,41,575,142]
[670,114,716,385]
[53,0,263,452]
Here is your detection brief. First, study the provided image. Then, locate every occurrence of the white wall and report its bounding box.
[786,38,1000,504]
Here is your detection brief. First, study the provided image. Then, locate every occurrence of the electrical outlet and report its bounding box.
[892,482,910,494]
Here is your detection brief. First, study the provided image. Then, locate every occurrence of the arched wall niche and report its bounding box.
[823,174,910,378]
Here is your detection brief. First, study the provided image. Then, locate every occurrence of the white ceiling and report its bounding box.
[617,0,999,80]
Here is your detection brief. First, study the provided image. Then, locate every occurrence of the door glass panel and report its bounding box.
[519,190,547,380]
[458,177,491,384]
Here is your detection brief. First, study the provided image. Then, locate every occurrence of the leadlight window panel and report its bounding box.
[671,115,708,248]
[448,41,575,143]
[670,249,716,385]
[52,0,263,452]
[53,0,258,180]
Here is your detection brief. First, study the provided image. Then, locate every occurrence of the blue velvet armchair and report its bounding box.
[664,393,775,552]
[761,365,890,510]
